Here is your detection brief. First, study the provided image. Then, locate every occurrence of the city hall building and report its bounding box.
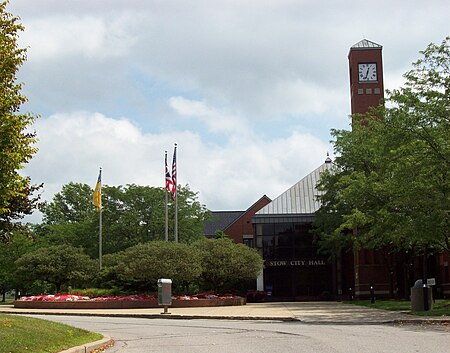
[204,39,450,300]
[252,158,333,299]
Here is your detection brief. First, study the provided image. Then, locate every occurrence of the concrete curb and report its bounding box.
[2,309,449,325]
[58,335,113,353]
[0,309,298,322]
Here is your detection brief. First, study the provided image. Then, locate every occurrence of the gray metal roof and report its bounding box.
[351,39,382,50]
[255,159,333,216]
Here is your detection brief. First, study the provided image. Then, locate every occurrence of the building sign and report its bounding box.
[266,259,327,267]
[427,278,436,286]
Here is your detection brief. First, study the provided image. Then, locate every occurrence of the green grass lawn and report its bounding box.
[346,299,450,316]
[0,314,103,353]
[0,298,14,305]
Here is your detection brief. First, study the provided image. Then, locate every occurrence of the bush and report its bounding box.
[87,238,264,295]
[193,237,264,293]
[72,288,119,298]
[15,245,97,293]
[108,241,202,294]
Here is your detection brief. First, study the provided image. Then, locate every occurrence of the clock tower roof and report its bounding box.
[350,39,382,51]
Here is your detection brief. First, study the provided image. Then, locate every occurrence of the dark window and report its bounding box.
[257,222,321,261]
[262,224,274,235]
[243,238,254,248]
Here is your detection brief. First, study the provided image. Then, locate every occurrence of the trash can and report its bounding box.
[157,278,172,306]
[410,280,433,311]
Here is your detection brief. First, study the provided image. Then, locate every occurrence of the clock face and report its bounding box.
[358,63,377,82]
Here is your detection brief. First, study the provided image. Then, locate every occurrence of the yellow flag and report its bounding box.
[93,169,102,211]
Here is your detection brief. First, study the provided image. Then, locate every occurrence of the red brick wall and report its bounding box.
[225,197,271,244]
[14,297,246,309]
[348,48,384,116]
[439,252,450,297]
[354,249,393,298]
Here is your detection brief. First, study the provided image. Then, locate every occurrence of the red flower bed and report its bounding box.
[15,293,246,309]
[90,294,157,301]
[19,294,90,302]
[18,293,239,302]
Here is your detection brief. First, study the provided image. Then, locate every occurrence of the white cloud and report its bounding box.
[24,111,328,219]
[28,112,176,186]
[21,15,136,61]
[13,0,449,123]
[168,96,251,136]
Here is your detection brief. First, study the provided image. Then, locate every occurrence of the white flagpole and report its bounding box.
[173,144,178,242]
[99,203,103,269]
[164,151,169,242]
[175,191,178,242]
[98,167,103,270]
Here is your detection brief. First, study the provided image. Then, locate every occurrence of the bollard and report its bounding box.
[370,285,375,304]
[422,283,429,311]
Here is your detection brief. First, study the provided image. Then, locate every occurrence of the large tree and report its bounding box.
[34,182,98,256]
[315,37,450,258]
[0,232,32,300]
[38,183,209,256]
[0,1,40,241]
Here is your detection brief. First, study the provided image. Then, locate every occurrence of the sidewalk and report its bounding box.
[1,301,449,324]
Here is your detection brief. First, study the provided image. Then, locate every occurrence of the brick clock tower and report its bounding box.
[348,39,392,299]
[348,39,384,116]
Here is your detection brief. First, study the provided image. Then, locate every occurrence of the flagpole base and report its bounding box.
[160,305,171,315]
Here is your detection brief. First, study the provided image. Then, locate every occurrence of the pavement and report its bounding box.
[2,302,449,353]
[1,301,449,324]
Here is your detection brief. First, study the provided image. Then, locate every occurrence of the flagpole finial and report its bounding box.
[174,143,177,147]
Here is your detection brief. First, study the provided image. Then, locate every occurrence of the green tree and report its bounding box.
[0,1,40,241]
[36,183,98,256]
[102,184,166,252]
[38,183,208,256]
[0,232,32,300]
[193,237,264,293]
[111,241,202,293]
[40,183,94,224]
[315,37,450,258]
[15,244,97,293]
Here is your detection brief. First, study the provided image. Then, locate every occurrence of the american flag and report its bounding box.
[165,152,175,196]
[171,144,177,200]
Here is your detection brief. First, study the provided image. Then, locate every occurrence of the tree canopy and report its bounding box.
[0,232,32,300]
[193,237,264,292]
[37,183,209,257]
[109,241,202,292]
[15,244,97,293]
[315,37,450,256]
[0,1,40,241]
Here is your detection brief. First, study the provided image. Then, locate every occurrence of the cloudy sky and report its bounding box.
[8,0,449,221]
